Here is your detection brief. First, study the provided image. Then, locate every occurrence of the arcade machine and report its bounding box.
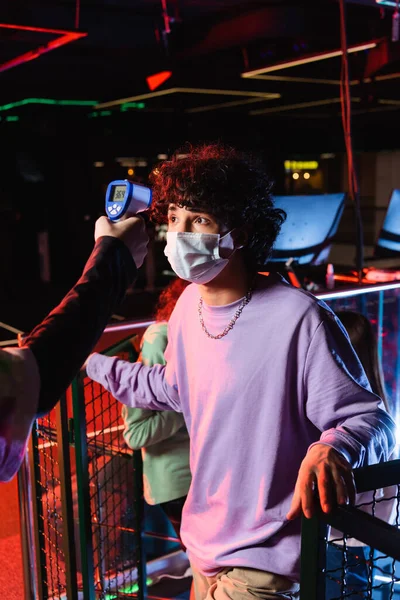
[265,193,346,291]
[333,189,400,284]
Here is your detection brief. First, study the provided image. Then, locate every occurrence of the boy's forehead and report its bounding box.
[167,203,213,217]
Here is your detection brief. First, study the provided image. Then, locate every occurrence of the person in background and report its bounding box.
[0,215,149,483]
[326,310,397,600]
[86,143,395,600]
[122,277,191,543]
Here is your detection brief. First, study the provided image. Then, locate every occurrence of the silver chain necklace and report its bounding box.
[198,286,253,340]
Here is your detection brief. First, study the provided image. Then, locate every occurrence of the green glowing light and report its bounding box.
[88,110,112,118]
[120,102,146,111]
[5,115,19,122]
[0,98,99,113]
[104,577,153,599]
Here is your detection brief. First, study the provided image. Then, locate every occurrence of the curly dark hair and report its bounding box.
[149,143,286,268]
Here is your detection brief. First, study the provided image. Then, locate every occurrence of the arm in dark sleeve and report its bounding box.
[24,236,137,415]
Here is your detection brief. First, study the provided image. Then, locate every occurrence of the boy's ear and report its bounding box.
[232,226,250,249]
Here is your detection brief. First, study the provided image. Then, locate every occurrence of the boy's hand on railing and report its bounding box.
[286,443,356,520]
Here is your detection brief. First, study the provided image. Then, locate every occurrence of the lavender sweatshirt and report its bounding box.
[87,273,395,581]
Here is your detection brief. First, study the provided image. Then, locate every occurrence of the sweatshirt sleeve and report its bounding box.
[304,313,396,468]
[122,322,186,448]
[86,354,181,412]
[24,236,136,416]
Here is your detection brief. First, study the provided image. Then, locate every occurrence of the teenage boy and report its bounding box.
[86,144,395,599]
[0,215,148,483]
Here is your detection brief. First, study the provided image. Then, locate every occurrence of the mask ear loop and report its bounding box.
[219,230,245,261]
[220,229,246,251]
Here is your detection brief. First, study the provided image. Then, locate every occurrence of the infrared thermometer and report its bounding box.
[105,179,152,220]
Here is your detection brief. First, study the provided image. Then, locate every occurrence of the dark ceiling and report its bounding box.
[1,0,400,122]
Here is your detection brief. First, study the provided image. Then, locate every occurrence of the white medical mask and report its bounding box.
[164,231,239,284]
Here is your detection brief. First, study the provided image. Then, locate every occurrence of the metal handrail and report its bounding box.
[101,280,400,336]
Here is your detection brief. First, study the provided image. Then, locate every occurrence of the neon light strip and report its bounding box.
[174,87,280,98]
[96,87,280,109]
[97,87,178,108]
[373,72,400,82]
[120,102,145,110]
[374,575,400,584]
[242,42,377,77]
[185,97,276,114]
[351,105,400,116]
[247,75,342,85]
[251,97,362,116]
[0,320,23,334]
[0,23,87,74]
[249,72,400,86]
[104,320,155,333]
[379,98,400,105]
[317,281,400,301]
[0,23,83,35]
[0,98,98,112]
[0,340,19,347]
[250,98,341,115]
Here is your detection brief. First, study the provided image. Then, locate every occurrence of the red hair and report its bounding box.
[154,278,190,322]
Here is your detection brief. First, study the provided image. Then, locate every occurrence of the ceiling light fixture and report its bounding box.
[242,41,377,78]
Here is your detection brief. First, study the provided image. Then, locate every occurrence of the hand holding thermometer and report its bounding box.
[105,179,152,220]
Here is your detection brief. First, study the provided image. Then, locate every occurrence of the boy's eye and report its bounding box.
[168,214,177,223]
[194,217,209,225]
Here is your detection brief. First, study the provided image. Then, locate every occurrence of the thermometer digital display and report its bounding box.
[105,180,152,220]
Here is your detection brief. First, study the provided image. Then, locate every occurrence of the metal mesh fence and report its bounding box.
[81,376,142,597]
[33,409,68,600]
[21,336,148,600]
[301,460,400,600]
[325,486,400,599]
[25,397,78,600]
[72,339,147,599]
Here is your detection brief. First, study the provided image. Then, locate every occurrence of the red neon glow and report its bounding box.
[146,71,172,91]
[0,23,87,74]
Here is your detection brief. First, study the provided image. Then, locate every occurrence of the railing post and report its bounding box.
[56,394,78,599]
[377,289,384,368]
[133,450,147,600]
[72,375,96,600]
[395,293,400,430]
[300,514,327,600]
[17,453,37,600]
[126,343,148,599]
[28,421,49,600]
